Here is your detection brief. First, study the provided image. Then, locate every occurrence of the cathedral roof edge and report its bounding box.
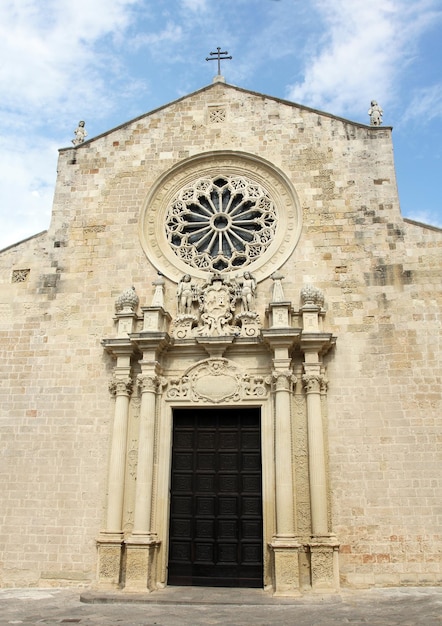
[59,82,392,153]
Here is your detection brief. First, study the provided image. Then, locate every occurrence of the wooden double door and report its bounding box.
[168,408,263,587]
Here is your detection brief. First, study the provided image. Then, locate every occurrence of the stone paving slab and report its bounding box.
[0,587,441,626]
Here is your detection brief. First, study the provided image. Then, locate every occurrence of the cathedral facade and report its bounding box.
[0,81,441,593]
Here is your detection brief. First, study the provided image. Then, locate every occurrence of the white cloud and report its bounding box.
[0,0,143,249]
[287,0,441,118]
[180,0,208,11]
[401,84,442,125]
[0,0,140,116]
[404,209,442,229]
[131,22,183,49]
[0,136,58,250]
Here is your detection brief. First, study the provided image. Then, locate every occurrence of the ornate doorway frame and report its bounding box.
[97,278,339,595]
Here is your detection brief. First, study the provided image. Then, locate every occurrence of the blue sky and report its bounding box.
[1,0,441,250]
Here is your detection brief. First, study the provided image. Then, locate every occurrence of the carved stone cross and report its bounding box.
[206,47,232,75]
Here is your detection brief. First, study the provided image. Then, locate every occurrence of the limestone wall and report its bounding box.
[0,82,440,588]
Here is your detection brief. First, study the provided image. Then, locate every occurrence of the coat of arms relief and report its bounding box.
[173,271,260,339]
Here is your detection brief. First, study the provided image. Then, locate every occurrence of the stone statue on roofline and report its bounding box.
[72,120,87,145]
[368,100,383,126]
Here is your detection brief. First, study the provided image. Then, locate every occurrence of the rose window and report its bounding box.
[165,176,277,272]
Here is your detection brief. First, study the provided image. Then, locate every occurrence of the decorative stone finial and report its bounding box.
[271,271,285,302]
[115,286,139,313]
[151,273,165,308]
[300,284,324,308]
[72,120,87,145]
[368,100,383,126]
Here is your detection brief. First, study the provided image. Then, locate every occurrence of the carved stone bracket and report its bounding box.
[166,358,270,403]
[235,311,261,337]
[172,314,198,339]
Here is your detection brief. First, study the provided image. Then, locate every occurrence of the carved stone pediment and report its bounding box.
[166,358,269,404]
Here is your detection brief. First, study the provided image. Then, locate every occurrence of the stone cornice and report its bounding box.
[300,332,336,356]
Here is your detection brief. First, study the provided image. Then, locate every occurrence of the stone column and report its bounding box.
[133,373,158,535]
[263,309,301,596]
[124,370,161,591]
[106,377,133,532]
[97,350,134,589]
[302,362,339,591]
[270,368,302,596]
[299,284,339,591]
[302,370,328,537]
[273,370,297,539]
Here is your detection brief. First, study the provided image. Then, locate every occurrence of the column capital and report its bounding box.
[302,373,327,394]
[137,373,167,394]
[137,373,159,393]
[271,369,297,392]
[109,376,133,397]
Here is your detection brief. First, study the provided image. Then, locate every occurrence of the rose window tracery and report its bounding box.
[165,176,277,272]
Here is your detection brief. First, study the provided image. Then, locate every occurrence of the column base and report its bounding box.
[308,538,340,592]
[269,539,302,596]
[96,532,124,589]
[123,535,161,592]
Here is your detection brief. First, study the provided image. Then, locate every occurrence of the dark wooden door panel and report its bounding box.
[168,408,263,587]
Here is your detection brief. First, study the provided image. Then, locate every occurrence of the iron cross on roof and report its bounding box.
[206,47,232,75]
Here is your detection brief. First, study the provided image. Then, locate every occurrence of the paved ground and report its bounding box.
[0,586,441,626]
